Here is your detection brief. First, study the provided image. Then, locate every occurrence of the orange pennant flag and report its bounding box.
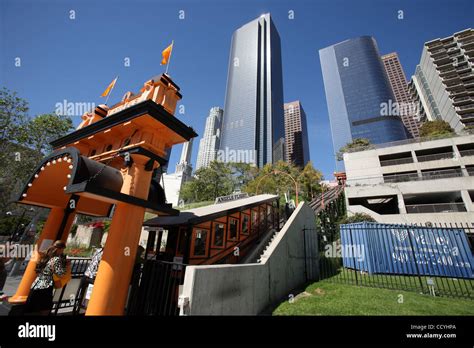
[101,77,118,97]
[161,42,173,65]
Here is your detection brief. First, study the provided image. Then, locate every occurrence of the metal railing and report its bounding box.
[461,38,474,45]
[309,185,345,214]
[453,96,472,103]
[347,168,465,186]
[405,203,467,214]
[379,157,414,167]
[383,168,463,184]
[420,169,464,180]
[457,104,474,111]
[314,222,474,300]
[459,72,474,79]
[460,149,474,157]
[383,173,419,183]
[126,260,187,316]
[50,257,91,315]
[416,152,454,162]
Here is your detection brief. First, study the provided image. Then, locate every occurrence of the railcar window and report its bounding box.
[241,214,250,234]
[193,229,208,256]
[213,223,225,247]
[229,218,238,240]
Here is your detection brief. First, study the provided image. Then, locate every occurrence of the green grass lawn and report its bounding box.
[273,280,474,316]
[177,201,214,210]
[321,267,474,298]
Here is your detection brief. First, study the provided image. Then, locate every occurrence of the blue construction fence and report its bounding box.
[340,222,474,279]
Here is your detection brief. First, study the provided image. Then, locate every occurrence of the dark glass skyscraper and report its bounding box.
[220,13,285,167]
[319,36,408,161]
[284,101,310,168]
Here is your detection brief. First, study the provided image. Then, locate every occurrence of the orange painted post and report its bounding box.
[9,207,76,304]
[86,158,153,315]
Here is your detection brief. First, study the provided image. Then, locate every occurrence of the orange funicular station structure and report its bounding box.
[9,74,197,315]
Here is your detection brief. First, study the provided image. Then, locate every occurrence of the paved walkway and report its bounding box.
[0,275,23,316]
[2,275,22,297]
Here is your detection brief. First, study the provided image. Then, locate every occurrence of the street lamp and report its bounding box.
[255,170,299,206]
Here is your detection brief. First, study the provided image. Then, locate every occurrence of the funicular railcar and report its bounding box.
[127,194,280,315]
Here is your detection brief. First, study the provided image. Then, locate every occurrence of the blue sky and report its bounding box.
[1,0,473,179]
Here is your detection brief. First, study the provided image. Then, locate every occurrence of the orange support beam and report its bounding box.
[86,158,153,315]
[9,207,76,304]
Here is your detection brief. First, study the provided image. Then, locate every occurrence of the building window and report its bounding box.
[228,218,239,240]
[192,228,208,257]
[212,222,226,248]
[241,214,250,235]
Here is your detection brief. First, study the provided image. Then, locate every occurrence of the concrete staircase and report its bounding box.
[256,229,279,263]
[308,185,345,214]
[247,188,345,265]
[239,219,285,264]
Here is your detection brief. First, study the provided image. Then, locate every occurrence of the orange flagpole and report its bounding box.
[165,41,174,75]
[104,76,119,105]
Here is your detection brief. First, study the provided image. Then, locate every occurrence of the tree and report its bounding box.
[336,138,372,161]
[228,162,258,191]
[180,161,234,203]
[242,161,322,203]
[298,161,323,201]
[338,213,376,224]
[419,120,454,138]
[26,113,73,156]
[244,161,298,198]
[0,88,29,154]
[181,160,325,205]
[0,89,73,215]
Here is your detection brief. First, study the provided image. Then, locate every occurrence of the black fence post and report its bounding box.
[348,227,358,286]
[316,221,472,299]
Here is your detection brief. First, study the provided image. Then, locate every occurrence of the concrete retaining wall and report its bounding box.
[67,225,104,248]
[179,201,318,315]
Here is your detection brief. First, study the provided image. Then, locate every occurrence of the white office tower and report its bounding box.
[408,28,474,131]
[196,107,223,170]
[162,138,194,206]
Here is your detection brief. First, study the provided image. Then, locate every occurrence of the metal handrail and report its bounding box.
[347,169,467,186]
[384,170,464,183]
[416,152,454,162]
[380,157,414,167]
[383,174,419,183]
[405,203,467,214]
[457,104,474,111]
[459,149,474,156]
